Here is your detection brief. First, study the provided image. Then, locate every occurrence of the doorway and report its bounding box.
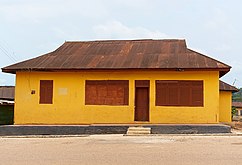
[135,80,150,121]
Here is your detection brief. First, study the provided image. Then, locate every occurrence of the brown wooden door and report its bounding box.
[135,87,149,121]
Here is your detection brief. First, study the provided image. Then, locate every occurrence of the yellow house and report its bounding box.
[219,81,238,122]
[1,39,236,124]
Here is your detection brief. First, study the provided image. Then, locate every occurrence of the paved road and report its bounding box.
[1,135,242,165]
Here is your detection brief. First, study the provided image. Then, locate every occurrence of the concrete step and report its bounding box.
[127,127,151,131]
[126,127,151,135]
[127,130,151,134]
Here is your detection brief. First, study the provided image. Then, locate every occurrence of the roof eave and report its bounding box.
[2,67,231,74]
[219,80,239,92]
[220,89,239,93]
[219,68,231,78]
[1,68,16,74]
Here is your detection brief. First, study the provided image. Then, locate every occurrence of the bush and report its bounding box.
[0,105,14,125]
[232,106,237,117]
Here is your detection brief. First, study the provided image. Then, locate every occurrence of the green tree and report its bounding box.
[232,106,237,117]
[233,88,242,102]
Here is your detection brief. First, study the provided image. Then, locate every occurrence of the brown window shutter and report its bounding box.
[39,80,53,104]
[156,80,203,107]
[85,80,129,105]
[180,81,191,106]
[123,83,129,105]
[156,81,167,106]
[167,82,179,106]
[191,81,203,106]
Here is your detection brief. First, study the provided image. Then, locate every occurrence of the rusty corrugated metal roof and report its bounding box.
[232,102,242,108]
[219,80,238,92]
[1,39,231,76]
[0,86,15,100]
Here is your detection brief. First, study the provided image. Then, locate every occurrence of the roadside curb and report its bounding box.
[1,132,242,138]
[0,135,90,138]
[0,124,231,136]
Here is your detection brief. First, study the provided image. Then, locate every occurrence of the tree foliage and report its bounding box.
[232,88,242,102]
[232,106,237,117]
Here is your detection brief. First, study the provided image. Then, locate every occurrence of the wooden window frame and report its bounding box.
[39,80,53,104]
[156,80,203,107]
[85,80,129,105]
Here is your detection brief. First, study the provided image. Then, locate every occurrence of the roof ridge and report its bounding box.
[65,39,186,43]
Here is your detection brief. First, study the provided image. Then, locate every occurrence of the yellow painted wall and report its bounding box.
[14,71,220,124]
[219,91,232,122]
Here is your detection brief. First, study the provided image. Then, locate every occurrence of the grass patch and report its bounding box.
[0,105,14,125]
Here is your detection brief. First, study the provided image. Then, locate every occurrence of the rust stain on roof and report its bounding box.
[219,80,238,92]
[2,39,231,76]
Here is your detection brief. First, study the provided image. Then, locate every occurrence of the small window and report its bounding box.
[85,80,129,105]
[156,80,203,106]
[39,80,53,104]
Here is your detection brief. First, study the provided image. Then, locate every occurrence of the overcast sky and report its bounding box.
[0,0,242,87]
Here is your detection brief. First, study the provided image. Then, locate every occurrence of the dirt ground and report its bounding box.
[1,135,242,165]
